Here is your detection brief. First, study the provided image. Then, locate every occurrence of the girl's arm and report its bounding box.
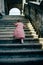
[13,23,18,26]
[23,24,26,28]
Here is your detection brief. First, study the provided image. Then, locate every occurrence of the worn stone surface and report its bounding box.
[27,1,43,37]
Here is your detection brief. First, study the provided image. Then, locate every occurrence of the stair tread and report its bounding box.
[0,18,27,20]
[0,57,43,63]
[0,37,39,41]
[0,35,33,37]
[0,31,35,34]
[0,31,31,33]
[0,33,32,36]
[0,43,41,46]
[0,29,29,30]
[0,49,43,53]
[0,30,30,32]
[0,26,26,27]
[0,43,41,49]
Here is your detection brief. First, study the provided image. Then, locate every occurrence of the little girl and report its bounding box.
[13,20,25,43]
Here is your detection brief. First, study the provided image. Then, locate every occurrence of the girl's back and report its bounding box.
[14,22,25,39]
[15,22,24,29]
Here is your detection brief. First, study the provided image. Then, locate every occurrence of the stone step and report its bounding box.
[0,22,27,25]
[0,43,41,47]
[0,16,27,21]
[0,26,28,29]
[0,38,39,43]
[0,20,27,24]
[0,22,27,27]
[0,57,43,63]
[0,15,25,19]
[0,31,36,34]
[0,34,33,38]
[0,27,28,29]
[0,27,34,31]
[0,43,42,49]
[0,49,43,53]
[0,37,38,40]
[0,30,35,34]
[0,25,15,27]
[0,49,43,56]
[0,28,30,32]
[0,31,30,34]
[0,29,29,31]
[0,23,27,27]
[0,32,38,38]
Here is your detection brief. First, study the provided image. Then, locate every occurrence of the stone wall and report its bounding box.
[24,1,43,37]
[0,0,5,15]
[28,1,43,37]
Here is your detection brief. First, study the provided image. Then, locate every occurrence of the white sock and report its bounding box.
[21,39,24,43]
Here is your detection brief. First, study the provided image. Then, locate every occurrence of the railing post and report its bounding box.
[22,0,26,15]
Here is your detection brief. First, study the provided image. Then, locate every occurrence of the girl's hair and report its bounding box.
[17,19,21,22]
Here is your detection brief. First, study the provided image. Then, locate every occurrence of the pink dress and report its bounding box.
[13,22,25,39]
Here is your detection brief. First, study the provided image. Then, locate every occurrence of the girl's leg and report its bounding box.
[21,39,24,43]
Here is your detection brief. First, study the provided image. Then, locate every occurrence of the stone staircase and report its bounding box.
[0,15,43,65]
